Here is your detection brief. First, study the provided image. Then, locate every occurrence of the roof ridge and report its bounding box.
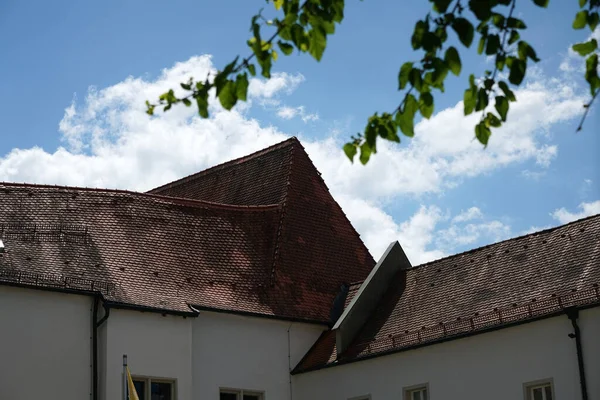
[269,141,297,285]
[411,213,600,270]
[0,182,280,212]
[146,137,300,195]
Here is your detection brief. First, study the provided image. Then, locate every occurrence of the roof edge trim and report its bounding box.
[293,301,600,375]
[333,241,412,355]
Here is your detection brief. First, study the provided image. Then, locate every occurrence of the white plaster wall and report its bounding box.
[0,286,92,400]
[294,307,600,400]
[192,311,325,400]
[102,309,193,400]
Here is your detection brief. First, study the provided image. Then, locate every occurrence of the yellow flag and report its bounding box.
[126,366,140,400]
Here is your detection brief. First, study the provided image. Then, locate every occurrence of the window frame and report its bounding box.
[129,374,177,400]
[523,378,555,400]
[403,383,429,400]
[219,387,265,400]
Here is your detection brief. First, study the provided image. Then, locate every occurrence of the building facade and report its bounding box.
[0,138,598,400]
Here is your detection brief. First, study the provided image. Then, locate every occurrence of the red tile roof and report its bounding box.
[294,214,600,372]
[0,138,375,323]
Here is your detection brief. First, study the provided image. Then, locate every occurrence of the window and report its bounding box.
[128,377,175,400]
[219,388,264,400]
[524,380,554,400]
[404,384,429,400]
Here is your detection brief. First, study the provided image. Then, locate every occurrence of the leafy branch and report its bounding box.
[146,0,342,118]
[147,0,599,166]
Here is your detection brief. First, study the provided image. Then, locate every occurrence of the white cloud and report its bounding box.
[276,105,319,122]
[521,169,546,180]
[560,27,600,74]
[0,54,588,265]
[452,207,483,223]
[551,200,600,224]
[437,220,511,249]
[248,72,305,98]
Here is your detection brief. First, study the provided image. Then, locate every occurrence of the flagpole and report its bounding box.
[123,354,128,400]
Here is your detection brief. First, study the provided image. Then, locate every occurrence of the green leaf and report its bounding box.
[409,68,423,91]
[579,0,587,7]
[518,41,540,62]
[506,17,527,29]
[445,46,462,76]
[508,58,526,85]
[218,80,238,110]
[508,30,520,45]
[475,121,491,146]
[235,73,249,102]
[359,142,372,165]
[478,36,486,55]
[419,92,435,119]
[498,81,517,101]
[587,12,599,31]
[573,39,598,56]
[533,0,549,7]
[343,143,357,162]
[196,93,209,118]
[422,32,442,52]
[452,18,474,47]
[247,64,256,76]
[180,83,192,91]
[398,62,413,90]
[573,10,588,29]
[182,98,192,107]
[469,0,493,20]
[475,87,489,111]
[464,74,477,115]
[492,13,505,29]
[495,96,509,121]
[273,0,283,10]
[396,94,418,137]
[485,112,502,128]
[496,53,506,71]
[278,41,294,55]
[432,0,453,13]
[308,28,327,61]
[585,54,600,94]
[485,34,501,55]
[412,20,429,49]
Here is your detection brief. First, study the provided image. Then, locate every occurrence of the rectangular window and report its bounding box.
[524,380,554,400]
[128,377,175,400]
[219,389,264,400]
[404,384,428,400]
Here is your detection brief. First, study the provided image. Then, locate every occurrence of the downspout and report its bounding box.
[566,308,588,400]
[93,296,111,400]
[287,323,293,400]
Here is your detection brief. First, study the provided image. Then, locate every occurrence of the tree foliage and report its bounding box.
[146,0,600,164]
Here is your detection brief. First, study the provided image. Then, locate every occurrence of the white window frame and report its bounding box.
[523,378,555,400]
[130,375,177,400]
[219,387,265,400]
[403,383,429,400]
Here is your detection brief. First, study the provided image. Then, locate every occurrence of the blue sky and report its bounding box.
[0,0,598,263]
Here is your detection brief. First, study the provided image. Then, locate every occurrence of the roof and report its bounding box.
[294,214,600,372]
[0,138,375,323]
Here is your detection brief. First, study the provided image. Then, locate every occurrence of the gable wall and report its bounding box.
[0,285,92,400]
[192,311,325,400]
[101,308,193,400]
[293,306,600,400]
